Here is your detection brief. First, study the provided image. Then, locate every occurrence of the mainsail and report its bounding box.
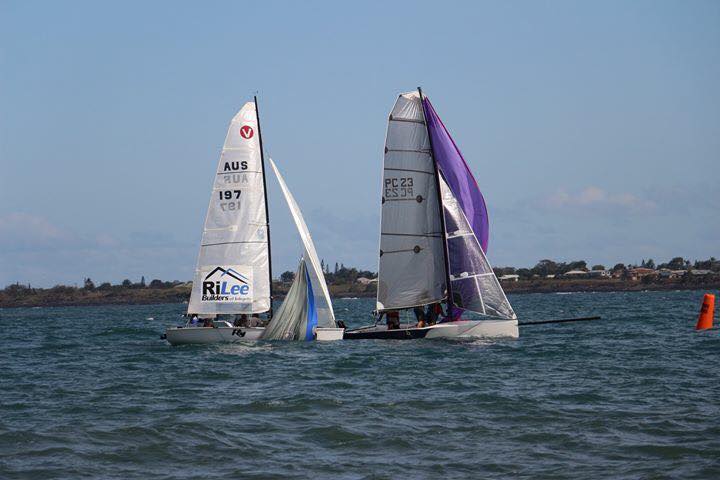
[187,102,271,315]
[377,92,446,312]
[268,157,335,328]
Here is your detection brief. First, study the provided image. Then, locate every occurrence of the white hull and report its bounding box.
[164,326,265,345]
[426,319,518,339]
[315,327,345,341]
[344,319,518,340]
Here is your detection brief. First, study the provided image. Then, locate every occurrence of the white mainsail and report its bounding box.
[187,102,271,315]
[377,92,447,312]
[268,157,335,327]
[439,176,516,319]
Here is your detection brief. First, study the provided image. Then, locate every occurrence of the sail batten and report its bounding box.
[187,102,271,315]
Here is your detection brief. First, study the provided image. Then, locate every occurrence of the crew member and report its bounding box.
[386,310,400,330]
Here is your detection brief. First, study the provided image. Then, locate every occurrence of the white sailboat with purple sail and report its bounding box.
[344,89,518,340]
[164,98,342,345]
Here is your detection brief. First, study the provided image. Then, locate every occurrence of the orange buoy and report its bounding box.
[695,293,715,330]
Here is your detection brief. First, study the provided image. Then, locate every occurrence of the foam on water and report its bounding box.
[1,290,719,479]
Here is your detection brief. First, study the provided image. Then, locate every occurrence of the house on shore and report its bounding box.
[563,270,589,279]
[628,267,658,281]
[587,269,609,278]
[499,274,519,282]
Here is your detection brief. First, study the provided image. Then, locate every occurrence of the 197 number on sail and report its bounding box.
[219,190,241,200]
[218,190,241,211]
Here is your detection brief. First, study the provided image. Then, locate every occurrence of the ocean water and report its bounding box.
[1,290,719,479]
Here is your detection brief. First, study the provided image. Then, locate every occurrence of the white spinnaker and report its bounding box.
[188,102,271,315]
[262,257,312,340]
[377,91,446,312]
[268,158,335,327]
[439,176,516,319]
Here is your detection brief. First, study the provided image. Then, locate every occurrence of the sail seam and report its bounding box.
[381,232,442,237]
[384,198,425,202]
[216,170,262,175]
[450,272,495,281]
[201,241,267,247]
[389,117,425,125]
[383,167,434,175]
[386,148,431,154]
[446,232,474,239]
[381,248,422,254]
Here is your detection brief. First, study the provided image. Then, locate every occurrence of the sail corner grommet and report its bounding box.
[416,195,423,203]
[413,245,421,253]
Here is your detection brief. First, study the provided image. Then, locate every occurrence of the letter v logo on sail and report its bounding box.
[239,125,254,139]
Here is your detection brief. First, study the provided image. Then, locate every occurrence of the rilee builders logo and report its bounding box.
[239,125,254,139]
[201,266,253,302]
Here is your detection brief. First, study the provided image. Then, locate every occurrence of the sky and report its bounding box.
[1,0,718,287]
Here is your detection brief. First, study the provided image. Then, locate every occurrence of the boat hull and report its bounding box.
[164,326,265,345]
[344,319,518,340]
[315,327,345,341]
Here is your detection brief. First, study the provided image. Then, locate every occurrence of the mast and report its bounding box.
[418,87,454,313]
[254,95,273,318]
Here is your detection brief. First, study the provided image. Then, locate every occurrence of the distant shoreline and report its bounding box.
[1,278,718,309]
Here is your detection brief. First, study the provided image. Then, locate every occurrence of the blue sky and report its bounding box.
[1,0,718,287]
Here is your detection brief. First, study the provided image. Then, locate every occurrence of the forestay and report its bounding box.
[187,102,271,315]
[439,176,516,319]
[268,158,335,327]
[377,92,446,312]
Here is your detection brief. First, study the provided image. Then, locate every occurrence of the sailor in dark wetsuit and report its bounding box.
[426,302,444,325]
[386,310,400,330]
[413,306,427,328]
[233,314,248,327]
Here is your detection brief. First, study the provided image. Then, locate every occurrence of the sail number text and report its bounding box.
[384,177,414,198]
[219,190,241,211]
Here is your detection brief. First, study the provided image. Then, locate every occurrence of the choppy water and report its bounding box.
[1,290,719,479]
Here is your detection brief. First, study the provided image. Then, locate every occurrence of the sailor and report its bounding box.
[413,307,427,328]
[247,314,261,328]
[426,303,443,325]
[190,314,200,326]
[386,310,400,330]
[233,314,248,327]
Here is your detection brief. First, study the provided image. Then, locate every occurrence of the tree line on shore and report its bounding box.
[3,256,719,295]
[493,256,720,280]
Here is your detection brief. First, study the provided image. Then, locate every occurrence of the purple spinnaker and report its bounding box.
[423,97,490,252]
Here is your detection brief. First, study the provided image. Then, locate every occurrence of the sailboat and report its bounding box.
[344,89,518,340]
[164,98,343,345]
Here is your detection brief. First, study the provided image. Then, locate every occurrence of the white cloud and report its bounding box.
[0,213,73,250]
[543,186,656,212]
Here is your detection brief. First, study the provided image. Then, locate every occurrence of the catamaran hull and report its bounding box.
[164,327,265,345]
[344,319,518,340]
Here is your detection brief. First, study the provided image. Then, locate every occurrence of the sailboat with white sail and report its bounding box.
[344,89,518,340]
[164,98,342,345]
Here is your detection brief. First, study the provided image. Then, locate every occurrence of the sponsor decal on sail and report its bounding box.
[201,265,253,302]
[239,125,254,139]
